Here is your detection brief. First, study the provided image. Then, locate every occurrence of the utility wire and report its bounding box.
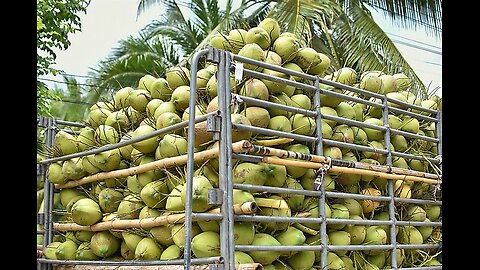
[390,38,442,55]
[385,32,441,50]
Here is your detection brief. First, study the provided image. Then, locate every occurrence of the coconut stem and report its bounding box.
[55,140,251,189]
[53,202,256,232]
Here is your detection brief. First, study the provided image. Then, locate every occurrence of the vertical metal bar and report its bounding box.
[217,50,231,268]
[382,97,397,269]
[436,111,442,159]
[42,118,55,270]
[184,50,207,270]
[314,77,328,268]
[224,52,235,270]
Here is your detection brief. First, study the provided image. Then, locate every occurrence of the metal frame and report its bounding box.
[37,47,442,270]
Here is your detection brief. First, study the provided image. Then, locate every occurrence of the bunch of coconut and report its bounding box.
[40,16,441,267]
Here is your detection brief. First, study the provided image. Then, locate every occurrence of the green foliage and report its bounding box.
[37,0,90,115]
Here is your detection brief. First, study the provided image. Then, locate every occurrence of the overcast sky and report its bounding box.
[42,0,442,97]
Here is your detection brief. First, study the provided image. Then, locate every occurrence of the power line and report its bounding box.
[390,38,442,55]
[385,32,441,50]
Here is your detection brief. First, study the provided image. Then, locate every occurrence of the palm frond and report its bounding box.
[136,0,163,18]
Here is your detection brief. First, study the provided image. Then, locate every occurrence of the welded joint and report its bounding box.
[207,113,222,141]
[208,188,224,206]
[209,263,224,270]
[206,46,221,64]
[37,116,50,128]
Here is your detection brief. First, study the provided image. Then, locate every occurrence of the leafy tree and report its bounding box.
[37,0,90,116]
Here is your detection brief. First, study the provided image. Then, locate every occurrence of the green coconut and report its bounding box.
[191,231,221,258]
[294,47,322,74]
[125,175,143,195]
[105,110,130,131]
[76,126,96,151]
[88,108,112,129]
[148,78,172,100]
[301,198,331,230]
[233,189,255,205]
[361,118,384,141]
[352,103,365,121]
[323,146,342,161]
[265,50,283,66]
[71,198,103,226]
[238,43,266,71]
[233,162,268,186]
[350,127,368,146]
[268,92,294,117]
[227,28,247,53]
[397,226,423,245]
[140,179,169,209]
[75,231,94,242]
[328,204,350,230]
[425,258,442,266]
[282,177,305,212]
[136,155,163,187]
[423,204,441,221]
[93,149,121,172]
[209,33,230,51]
[59,188,84,208]
[326,252,346,270]
[170,223,202,248]
[275,226,306,256]
[150,225,174,246]
[170,85,190,112]
[47,162,68,184]
[166,185,185,211]
[283,62,304,82]
[235,251,255,264]
[362,226,388,255]
[405,205,427,222]
[320,106,338,128]
[408,159,427,172]
[55,240,78,260]
[261,162,287,187]
[400,116,420,134]
[154,101,178,120]
[180,175,213,212]
[197,219,220,232]
[246,26,271,49]
[332,67,357,85]
[44,241,62,259]
[244,107,271,128]
[334,102,356,120]
[90,231,121,258]
[340,198,363,217]
[268,115,292,133]
[114,86,133,109]
[360,73,384,94]
[391,134,408,152]
[131,124,159,154]
[379,74,398,94]
[158,134,187,158]
[62,157,88,180]
[98,188,124,213]
[120,240,135,259]
[393,73,411,91]
[285,144,310,178]
[231,113,253,142]
[261,68,295,97]
[195,68,215,93]
[53,130,79,155]
[290,114,316,136]
[94,124,119,146]
[344,215,367,245]
[75,241,101,260]
[258,195,291,232]
[288,249,316,270]
[328,230,351,256]
[417,218,434,240]
[241,78,269,100]
[340,255,355,270]
[248,233,282,265]
[258,18,281,42]
[300,169,335,191]
[125,106,145,127]
[117,194,145,219]
[273,34,300,63]
[321,120,333,139]
[290,94,311,110]
[380,114,403,130]
[135,237,163,260]
[127,89,151,112]
[122,231,145,252]
[319,85,343,108]
[332,124,355,145]
[366,252,386,269]
[160,244,182,260]
[166,66,190,90]
[155,111,182,132]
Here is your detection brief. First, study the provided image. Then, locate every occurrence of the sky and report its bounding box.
[41,0,442,97]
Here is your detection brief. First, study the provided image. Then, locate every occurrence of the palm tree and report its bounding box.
[86,0,441,101]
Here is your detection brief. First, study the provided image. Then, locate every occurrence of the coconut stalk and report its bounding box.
[55,140,251,189]
[241,144,441,184]
[52,263,263,270]
[54,202,256,232]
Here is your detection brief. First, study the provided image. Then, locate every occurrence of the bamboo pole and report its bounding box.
[258,156,441,185]
[243,144,442,180]
[241,144,442,185]
[254,137,294,146]
[52,263,263,270]
[53,202,256,232]
[55,140,251,189]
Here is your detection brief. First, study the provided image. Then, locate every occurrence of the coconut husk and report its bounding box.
[54,202,256,232]
[52,263,263,270]
[55,140,251,189]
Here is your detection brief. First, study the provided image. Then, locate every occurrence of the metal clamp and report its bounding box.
[207,113,222,141]
[208,188,223,206]
[206,46,221,64]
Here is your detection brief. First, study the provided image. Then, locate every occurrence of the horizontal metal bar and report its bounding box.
[325,218,393,226]
[389,107,438,122]
[394,198,442,205]
[232,54,317,81]
[391,151,440,164]
[387,97,438,115]
[396,244,440,250]
[234,214,324,223]
[232,123,317,143]
[321,114,388,131]
[233,183,322,196]
[322,139,390,154]
[242,69,317,92]
[54,119,87,128]
[236,94,317,117]
[318,88,385,108]
[37,257,222,266]
[396,221,442,227]
[235,245,324,252]
[232,153,264,163]
[327,244,394,251]
[317,78,385,99]
[390,128,439,143]
[39,112,215,164]
[191,213,223,221]
[37,230,45,234]
[326,191,392,201]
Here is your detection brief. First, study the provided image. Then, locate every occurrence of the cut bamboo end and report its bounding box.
[254,197,289,210]
[55,140,251,189]
[53,202,256,232]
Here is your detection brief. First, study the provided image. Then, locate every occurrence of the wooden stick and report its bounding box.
[254,137,294,146]
[53,202,256,232]
[56,140,251,189]
[52,263,263,270]
[243,144,441,181]
[258,156,441,185]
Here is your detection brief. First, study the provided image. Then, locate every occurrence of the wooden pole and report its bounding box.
[55,140,251,189]
[53,202,256,232]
